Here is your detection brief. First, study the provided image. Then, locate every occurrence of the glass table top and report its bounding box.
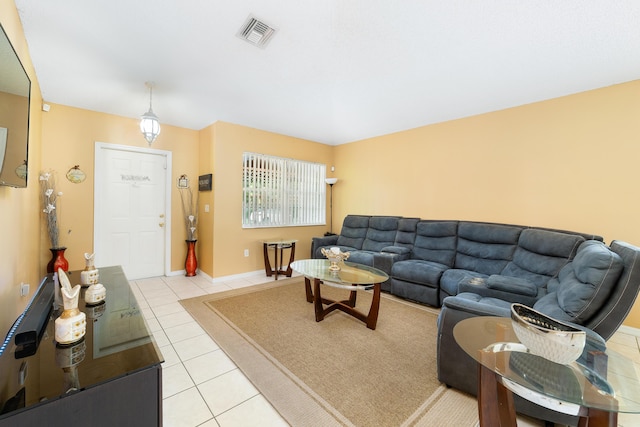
[290,259,389,289]
[262,239,298,246]
[454,316,640,414]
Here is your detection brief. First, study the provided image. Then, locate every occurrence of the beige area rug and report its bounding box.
[180,277,479,427]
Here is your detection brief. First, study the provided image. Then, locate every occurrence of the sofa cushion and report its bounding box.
[336,215,370,250]
[393,217,419,250]
[347,250,377,266]
[440,269,488,300]
[391,259,449,286]
[412,220,458,266]
[500,229,584,288]
[454,222,523,275]
[361,216,400,252]
[534,241,624,323]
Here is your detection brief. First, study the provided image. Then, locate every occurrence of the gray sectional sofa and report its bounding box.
[311,215,605,307]
[311,215,640,426]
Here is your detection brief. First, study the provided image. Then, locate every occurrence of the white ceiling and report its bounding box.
[13,1,640,145]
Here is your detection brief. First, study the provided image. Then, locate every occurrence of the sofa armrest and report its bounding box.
[440,294,512,318]
[485,275,538,296]
[381,245,411,256]
[374,246,412,275]
[310,235,339,258]
[458,275,542,306]
[373,251,407,276]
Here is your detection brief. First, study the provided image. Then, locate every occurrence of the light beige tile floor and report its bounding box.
[131,271,640,427]
[132,272,290,427]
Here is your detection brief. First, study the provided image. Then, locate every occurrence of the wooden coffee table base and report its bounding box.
[304,277,381,330]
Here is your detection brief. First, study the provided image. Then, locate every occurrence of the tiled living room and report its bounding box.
[132,272,640,427]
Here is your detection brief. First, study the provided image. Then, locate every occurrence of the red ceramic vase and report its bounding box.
[185,240,197,277]
[47,247,69,273]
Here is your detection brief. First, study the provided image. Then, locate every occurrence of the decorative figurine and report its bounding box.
[85,283,106,305]
[54,268,86,345]
[80,252,99,286]
[321,246,350,271]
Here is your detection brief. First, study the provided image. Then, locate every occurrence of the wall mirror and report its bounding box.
[0,22,30,188]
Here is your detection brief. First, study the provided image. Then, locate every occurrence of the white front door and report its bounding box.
[94,142,172,279]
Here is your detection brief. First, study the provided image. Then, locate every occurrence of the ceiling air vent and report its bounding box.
[237,15,277,48]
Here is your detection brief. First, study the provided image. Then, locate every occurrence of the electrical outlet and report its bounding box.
[244,249,249,257]
[20,282,29,297]
[204,204,210,212]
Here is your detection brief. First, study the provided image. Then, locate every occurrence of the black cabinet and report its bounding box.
[0,266,163,426]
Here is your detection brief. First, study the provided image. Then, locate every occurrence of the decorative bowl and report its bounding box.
[510,303,586,365]
[321,247,350,271]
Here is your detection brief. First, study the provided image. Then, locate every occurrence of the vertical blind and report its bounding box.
[242,152,326,228]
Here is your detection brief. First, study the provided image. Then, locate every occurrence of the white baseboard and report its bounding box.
[166,269,186,277]
[618,324,640,337]
[212,269,265,284]
[167,268,265,283]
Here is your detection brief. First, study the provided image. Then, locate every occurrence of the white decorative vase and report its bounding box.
[80,252,99,287]
[55,268,86,345]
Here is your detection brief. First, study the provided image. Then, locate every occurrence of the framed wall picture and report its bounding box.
[199,173,212,191]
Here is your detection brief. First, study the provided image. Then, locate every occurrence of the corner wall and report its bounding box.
[202,121,334,278]
[334,80,640,327]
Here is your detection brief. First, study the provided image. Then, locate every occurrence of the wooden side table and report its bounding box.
[453,316,634,427]
[262,239,297,280]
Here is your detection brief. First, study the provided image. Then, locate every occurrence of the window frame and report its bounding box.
[242,152,327,228]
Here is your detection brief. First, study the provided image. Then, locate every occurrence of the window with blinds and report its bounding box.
[242,152,326,228]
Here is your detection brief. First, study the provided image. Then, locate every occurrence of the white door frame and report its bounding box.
[94,142,172,277]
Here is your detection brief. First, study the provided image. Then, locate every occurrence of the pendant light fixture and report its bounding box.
[140,82,161,145]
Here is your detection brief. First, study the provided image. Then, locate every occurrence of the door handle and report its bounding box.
[159,223,165,227]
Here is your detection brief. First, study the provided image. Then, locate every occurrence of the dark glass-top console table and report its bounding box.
[0,266,163,427]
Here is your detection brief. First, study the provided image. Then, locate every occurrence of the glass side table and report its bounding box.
[262,239,297,280]
[290,259,389,330]
[453,316,640,427]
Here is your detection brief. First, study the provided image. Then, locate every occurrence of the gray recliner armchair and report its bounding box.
[436,239,640,426]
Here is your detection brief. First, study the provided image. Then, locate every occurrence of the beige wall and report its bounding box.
[0,0,43,338]
[197,125,215,276]
[40,104,200,273]
[335,80,640,327]
[204,121,334,277]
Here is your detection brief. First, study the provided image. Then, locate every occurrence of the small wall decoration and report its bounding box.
[199,173,212,191]
[177,174,189,189]
[66,165,86,183]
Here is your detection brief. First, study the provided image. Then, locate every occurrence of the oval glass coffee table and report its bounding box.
[290,259,389,330]
[454,316,640,427]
